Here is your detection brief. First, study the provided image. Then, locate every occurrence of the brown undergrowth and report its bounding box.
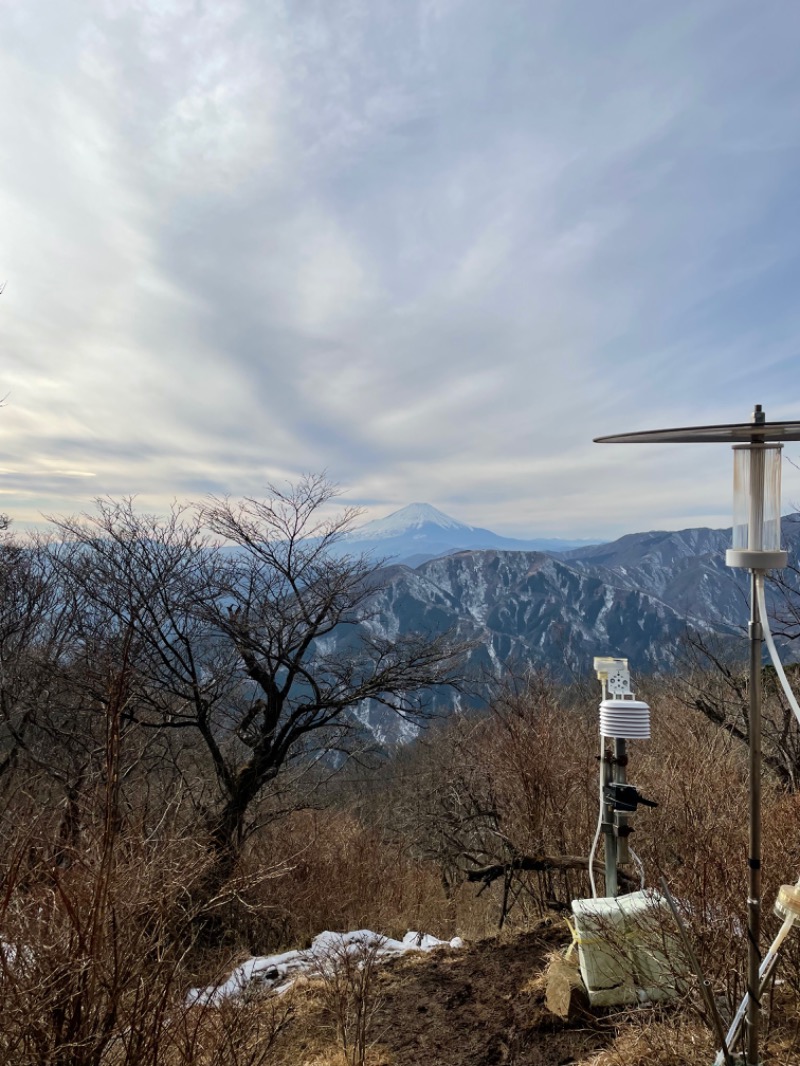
[4,673,800,1062]
[232,922,613,1066]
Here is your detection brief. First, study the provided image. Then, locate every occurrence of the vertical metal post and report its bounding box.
[614,738,630,865]
[602,740,618,897]
[746,569,763,1066]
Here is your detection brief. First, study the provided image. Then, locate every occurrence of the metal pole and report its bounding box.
[660,877,734,1066]
[614,738,630,866]
[602,740,617,897]
[746,569,763,1065]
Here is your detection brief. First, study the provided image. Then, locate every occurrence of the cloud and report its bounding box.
[3,0,800,536]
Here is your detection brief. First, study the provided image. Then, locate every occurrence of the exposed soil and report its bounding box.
[271,921,616,1066]
[370,926,607,1066]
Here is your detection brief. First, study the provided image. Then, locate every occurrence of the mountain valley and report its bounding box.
[336,507,800,743]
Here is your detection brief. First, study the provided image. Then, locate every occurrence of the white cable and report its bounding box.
[630,846,646,891]
[588,737,604,898]
[756,574,800,731]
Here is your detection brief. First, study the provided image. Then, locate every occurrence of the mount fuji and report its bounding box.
[337,503,597,567]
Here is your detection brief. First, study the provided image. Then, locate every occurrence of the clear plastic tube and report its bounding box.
[732,445,783,552]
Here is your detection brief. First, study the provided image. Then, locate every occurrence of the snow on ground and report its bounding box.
[187,929,464,1007]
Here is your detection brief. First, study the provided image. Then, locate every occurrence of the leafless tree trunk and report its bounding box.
[51,477,469,875]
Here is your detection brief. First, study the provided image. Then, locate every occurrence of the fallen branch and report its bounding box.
[464,854,636,890]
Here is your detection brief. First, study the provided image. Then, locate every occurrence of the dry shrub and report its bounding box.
[228,809,455,952]
[0,795,295,1066]
[476,679,600,899]
[379,675,604,930]
[630,693,751,1001]
[581,1013,714,1066]
[631,690,800,1038]
[165,998,294,1066]
[311,935,385,1066]
[0,811,200,1065]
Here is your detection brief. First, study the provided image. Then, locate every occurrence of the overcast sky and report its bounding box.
[4,0,800,539]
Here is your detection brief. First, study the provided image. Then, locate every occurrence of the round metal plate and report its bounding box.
[594,420,800,444]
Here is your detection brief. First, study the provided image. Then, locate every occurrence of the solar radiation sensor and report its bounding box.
[596,405,800,570]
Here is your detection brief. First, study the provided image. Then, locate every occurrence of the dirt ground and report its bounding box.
[208,918,800,1065]
[270,921,619,1066]
[367,926,608,1066]
[235,919,800,1064]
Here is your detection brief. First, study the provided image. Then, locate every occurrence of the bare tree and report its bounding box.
[0,528,85,792]
[52,477,468,867]
[676,626,800,791]
[199,476,468,857]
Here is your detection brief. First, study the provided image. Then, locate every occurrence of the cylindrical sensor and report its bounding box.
[774,884,800,925]
[726,443,788,570]
[599,698,651,740]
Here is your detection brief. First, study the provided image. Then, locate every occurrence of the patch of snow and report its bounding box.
[402,931,463,950]
[486,638,501,674]
[394,714,423,744]
[187,928,463,1007]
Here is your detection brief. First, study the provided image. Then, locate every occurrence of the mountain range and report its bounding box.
[331,505,800,744]
[336,502,597,567]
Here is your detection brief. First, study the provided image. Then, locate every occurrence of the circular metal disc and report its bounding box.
[594,420,800,444]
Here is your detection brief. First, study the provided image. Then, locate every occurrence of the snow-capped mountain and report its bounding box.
[331,515,800,745]
[348,503,471,538]
[336,502,596,567]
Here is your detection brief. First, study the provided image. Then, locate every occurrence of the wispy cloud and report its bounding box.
[3,0,800,536]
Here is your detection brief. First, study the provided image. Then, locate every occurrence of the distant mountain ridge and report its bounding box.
[336,502,598,567]
[334,513,800,745]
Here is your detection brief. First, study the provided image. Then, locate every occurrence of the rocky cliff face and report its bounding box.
[344,515,800,744]
[365,548,724,678]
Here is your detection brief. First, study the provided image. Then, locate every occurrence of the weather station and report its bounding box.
[568,656,675,1011]
[594,405,800,1066]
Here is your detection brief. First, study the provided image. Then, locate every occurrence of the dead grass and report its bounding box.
[5,673,800,1063]
[579,1016,716,1066]
[221,922,612,1066]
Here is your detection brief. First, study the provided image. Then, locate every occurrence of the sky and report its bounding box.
[4,0,800,540]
